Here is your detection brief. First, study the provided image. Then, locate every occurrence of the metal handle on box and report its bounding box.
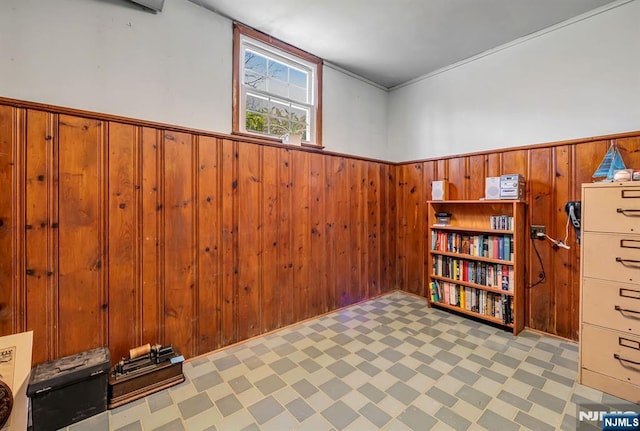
[619,288,640,300]
[616,257,640,268]
[617,208,640,216]
[621,189,640,199]
[56,359,88,373]
[614,353,640,366]
[614,305,640,316]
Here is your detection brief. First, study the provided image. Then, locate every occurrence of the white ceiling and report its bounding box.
[187,0,620,89]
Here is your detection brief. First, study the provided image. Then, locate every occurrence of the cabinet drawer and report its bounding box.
[582,278,640,333]
[580,368,640,404]
[583,185,640,234]
[582,233,640,283]
[581,325,640,386]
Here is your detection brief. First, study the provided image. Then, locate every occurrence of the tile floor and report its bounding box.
[64,291,638,430]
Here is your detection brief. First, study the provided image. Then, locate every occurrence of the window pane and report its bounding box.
[290,85,307,104]
[290,68,307,88]
[267,78,288,99]
[269,118,289,136]
[245,51,266,74]
[270,100,290,121]
[291,105,308,123]
[246,112,267,133]
[246,94,268,114]
[244,71,266,90]
[268,60,288,81]
[291,122,307,140]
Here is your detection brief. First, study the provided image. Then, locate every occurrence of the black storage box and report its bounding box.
[27,346,110,431]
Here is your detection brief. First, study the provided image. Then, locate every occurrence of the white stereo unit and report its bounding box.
[500,174,525,200]
[432,180,449,201]
[485,177,501,200]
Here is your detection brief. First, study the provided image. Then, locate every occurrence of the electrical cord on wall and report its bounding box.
[543,216,571,249]
[530,238,546,288]
[530,216,574,287]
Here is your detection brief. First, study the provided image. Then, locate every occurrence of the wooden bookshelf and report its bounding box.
[427,200,526,335]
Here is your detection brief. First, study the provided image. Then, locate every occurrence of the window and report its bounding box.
[233,23,323,147]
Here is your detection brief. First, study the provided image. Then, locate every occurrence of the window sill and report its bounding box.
[230,131,325,150]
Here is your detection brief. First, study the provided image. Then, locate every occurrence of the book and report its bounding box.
[501,265,509,291]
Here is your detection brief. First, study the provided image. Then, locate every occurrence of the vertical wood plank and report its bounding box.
[196,136,220,354]
[367,163,381,298]
[486,153,501,177]
[359,163,369,301]
[220,139,238,345]
[348,160,363,304]
[0,105,16,337]
[237,143,261,340]
[422,161,436,298]
[261,146,279,332]
[553,145,574,339]
[436,159,447,181]
[107,122,138,362]
[292,151,310,319]
[468,154,486,200]
[616,136,640,170]
[395,165,407,292]
[378,164,390,292]
[527,147,553,334]
[309,153,326,315]
[140,127,161,346]
[501,150,529,187]
[385,164,397,291]
[324,156,338,309]
[162,131,195,357]
[332,157,350,306]
[447,157,466,199]
[24,109,55,363]
[0,105,26,338]
[404,163,424,296]
[57,114,106,356]
[277,149,293,325]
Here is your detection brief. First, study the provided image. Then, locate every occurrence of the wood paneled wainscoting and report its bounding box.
[2,96,640,365]
[395,136,640,341]
[0,98,397,365]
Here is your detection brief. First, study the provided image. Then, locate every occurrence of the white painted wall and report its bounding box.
[0,0,388,160]
[323,65,388,160]
[387,0,640,162]
[0,0,232,134]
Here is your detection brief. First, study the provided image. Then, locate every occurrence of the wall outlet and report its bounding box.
[530,225,546,239]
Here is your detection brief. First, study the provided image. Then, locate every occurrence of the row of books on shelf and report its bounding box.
[431,231,513,261]
[430,281,514,325]
[432,255,514,292]
[489,215,514,231]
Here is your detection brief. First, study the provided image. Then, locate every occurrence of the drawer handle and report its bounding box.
[616,257,640,267]
[620,288,640,300]
[621,189,640,199]
[614,353,640,367]
[615,305,640,316]
[619,337,640,350]
[620,239,640,249]
[617,208,640,216]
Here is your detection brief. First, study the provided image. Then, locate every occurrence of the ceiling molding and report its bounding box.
[324,62,389,92]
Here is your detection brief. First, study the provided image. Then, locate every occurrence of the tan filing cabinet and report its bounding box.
[580,182,640,403]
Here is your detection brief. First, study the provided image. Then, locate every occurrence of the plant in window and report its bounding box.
[270,111,308,145]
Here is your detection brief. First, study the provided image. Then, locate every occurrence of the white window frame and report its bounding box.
[233,23,323,147]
